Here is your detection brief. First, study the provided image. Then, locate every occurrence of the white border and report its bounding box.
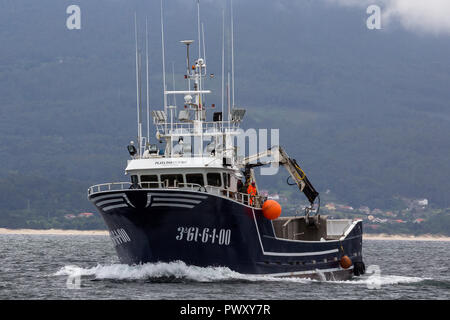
[263,266,353,277]
[252,209,339,257]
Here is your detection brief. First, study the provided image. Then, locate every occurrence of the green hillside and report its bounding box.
[0,0,449,232]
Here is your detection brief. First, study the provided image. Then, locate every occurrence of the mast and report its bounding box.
[134,12,141,156]
[202,22,206,74]
[201,22,207,108]
[180,40,193,91]
[197,0,201,63]
[227,72,231,123]
[160,0,167,133]
[172,61,176,106]
[196,0,203,113]
[221,9,225,131]
[138,52,143,154]
[145,17,150,144]
[130,1,245,162]
[231,0,235,109]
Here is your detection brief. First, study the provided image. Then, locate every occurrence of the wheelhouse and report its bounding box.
[128,168,234,190]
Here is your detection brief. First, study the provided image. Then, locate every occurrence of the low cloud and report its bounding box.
[326,0,450,35]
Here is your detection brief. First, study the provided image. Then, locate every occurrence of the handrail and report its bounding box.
[87,182,132,196]
[154,120,242,136]
[204,185,266,208]
[88,182,266,208]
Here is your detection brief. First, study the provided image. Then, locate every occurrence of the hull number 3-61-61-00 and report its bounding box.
[176,227,231,246]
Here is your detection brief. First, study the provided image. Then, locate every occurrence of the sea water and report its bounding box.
[0,234,448,299]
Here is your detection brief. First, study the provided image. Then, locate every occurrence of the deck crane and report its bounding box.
[241,146,320,213]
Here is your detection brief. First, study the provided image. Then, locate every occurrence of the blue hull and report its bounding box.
[89,189,364,279]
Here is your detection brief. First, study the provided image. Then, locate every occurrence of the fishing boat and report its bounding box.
[87,3,365,280]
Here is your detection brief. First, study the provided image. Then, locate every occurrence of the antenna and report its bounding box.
[197,0,201,60]
[201,22,207,107]
[172,61,177,106]
[180,40,194,91]
[201,22,206,72]
[160,0,167,132]
[227,72,231,124]
[231,0,235,108]
[138,51,143,151]
[221,9,225,132]
[145,17,150,143]
[134,12,141,156]
[196,0,203,111]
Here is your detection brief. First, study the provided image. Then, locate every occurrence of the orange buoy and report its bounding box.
[340,255,352,269]
[262,200,282,220]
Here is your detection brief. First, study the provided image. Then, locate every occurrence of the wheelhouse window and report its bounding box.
[141,175,158,188]
[222,173,231,188]
[161,174,184,187]
[186,173,205,186]
[207,173,222,187]
[131,175,139,186]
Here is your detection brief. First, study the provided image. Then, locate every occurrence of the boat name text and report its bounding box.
[109,228,131,246]
[176,227,231,245]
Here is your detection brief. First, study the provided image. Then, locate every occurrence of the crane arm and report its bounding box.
[241,146,319,205]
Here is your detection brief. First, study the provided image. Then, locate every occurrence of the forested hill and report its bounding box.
[0,0,449,229]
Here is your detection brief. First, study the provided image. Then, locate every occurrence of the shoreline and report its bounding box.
[363,233,450,241]
[0,228,449,241]
[0,228,109,236]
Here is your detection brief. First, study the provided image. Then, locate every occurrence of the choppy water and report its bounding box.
[0,234,448,299]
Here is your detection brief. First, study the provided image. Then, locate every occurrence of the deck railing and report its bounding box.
[154,120,242,136]
[204,185,266,208]
[87,182,132,195]
[88,182,266,208]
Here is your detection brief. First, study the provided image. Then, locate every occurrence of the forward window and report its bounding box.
[161,174,184,187]
[186,173,205,186]
[207,173,222,187]
[141,175,158,188]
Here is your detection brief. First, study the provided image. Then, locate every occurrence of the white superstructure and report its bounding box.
[125,30,247,194]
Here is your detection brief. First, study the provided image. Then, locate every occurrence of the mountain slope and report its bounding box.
[0,0,449,214]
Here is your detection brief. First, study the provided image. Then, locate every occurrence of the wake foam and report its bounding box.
[326,274,426,286]
[54,261,427,285]
[54,261,291,283]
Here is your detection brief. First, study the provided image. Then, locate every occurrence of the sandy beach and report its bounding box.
[0,228,108,236]
[363,233,450,241]
[0,228,449,241]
